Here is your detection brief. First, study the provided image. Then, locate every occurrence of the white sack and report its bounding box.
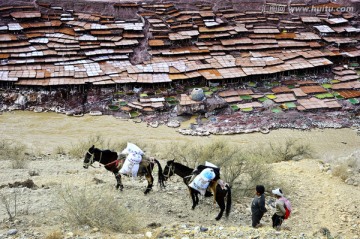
[119,153,142,177]
[188,168,216,195]
[121,142,144,155]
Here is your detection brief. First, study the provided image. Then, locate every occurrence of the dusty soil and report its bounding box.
[0,111,359,238]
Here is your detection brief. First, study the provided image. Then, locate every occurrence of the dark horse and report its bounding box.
[83,145,165,194]
[163,160,231,220]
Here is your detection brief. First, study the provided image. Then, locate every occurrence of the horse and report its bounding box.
[83,145,165,194]
[163,160,231,220]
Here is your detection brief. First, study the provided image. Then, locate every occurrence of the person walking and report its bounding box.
[271,188,286,230]
[251,185,267,228]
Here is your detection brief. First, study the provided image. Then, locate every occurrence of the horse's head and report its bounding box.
[163,159,175,181]
[83,145,95,169]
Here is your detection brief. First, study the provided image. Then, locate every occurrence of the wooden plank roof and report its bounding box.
[300,85,327,94]
[10,11,41,19]
[335,90,360,99]
[297,97,328,109]
[179,94,200,105]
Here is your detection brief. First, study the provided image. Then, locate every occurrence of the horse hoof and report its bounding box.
[215,217,221,221]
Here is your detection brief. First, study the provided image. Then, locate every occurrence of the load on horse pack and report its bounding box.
[83,145,165,194]
[119,142,144,177]
[163,160,231,220]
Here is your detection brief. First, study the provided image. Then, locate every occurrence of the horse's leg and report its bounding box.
[190,190,197,210]
[215,190,225,221]
[195,192,200,207]
[114,171,123,191]
[144,172,154,195]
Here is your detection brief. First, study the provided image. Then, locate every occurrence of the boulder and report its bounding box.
[15,94,27,106]
[190,88,205,101]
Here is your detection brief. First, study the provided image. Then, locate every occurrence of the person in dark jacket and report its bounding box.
[251,185,267,228]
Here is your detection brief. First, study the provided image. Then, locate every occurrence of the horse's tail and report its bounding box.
[225,184,232,218]
[153,159,166,188]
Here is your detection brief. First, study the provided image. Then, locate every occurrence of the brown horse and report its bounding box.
[163,160,231,220]
[83,145,165,194]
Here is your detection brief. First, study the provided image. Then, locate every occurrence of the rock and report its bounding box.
[199,226,208,232]
[167,120,180,128]
[190,88,204,101]
[14,94,27,106]
[145,231,152,238]
[7,229,18,235]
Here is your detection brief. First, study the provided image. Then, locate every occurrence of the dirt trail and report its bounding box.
[272,159,360,237]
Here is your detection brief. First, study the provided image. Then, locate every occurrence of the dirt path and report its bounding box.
[272,159,360,237]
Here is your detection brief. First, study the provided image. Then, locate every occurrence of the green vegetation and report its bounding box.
[321,83,332,89]
[330,79,340,84]
[230,104,239,111]
[204,91,213,96]
[315,93,334,99]
[210,86,218,92]
[348,98,359,105]
[119,101,127,106]
[241,107,253,112]
[257,97,268,102]
[129,111,141,118]
[265,94,277,100]
[284,102,296,109]
[240,95,252,100]
[246,81,257,87]
[108,105,120,111]
[272,107,282,113]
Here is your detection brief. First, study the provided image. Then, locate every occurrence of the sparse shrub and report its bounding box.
[332,163,350,181]
[58,186,140,232]
[68,134,156,160]
[323,150,359,182]
[29,170,40,176]
[54,146,66,155]
[45,230,63,239]
[0,190,18,221]
[160,140,273,197]
[68,135,126,159]
[0,139,29,169]
[269,138,313,162]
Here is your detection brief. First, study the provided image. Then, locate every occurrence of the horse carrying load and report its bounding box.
[83,145,165,194]
[163,160,231,220]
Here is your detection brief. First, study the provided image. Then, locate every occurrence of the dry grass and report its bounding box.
[323,150,359,182]
[332,164,349,181]
[269,138,313,162]
[45,230,63,239]
[67,134,158,159]
[159,140,274,197]
[57,186,140,233]
[0,139,29,169]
